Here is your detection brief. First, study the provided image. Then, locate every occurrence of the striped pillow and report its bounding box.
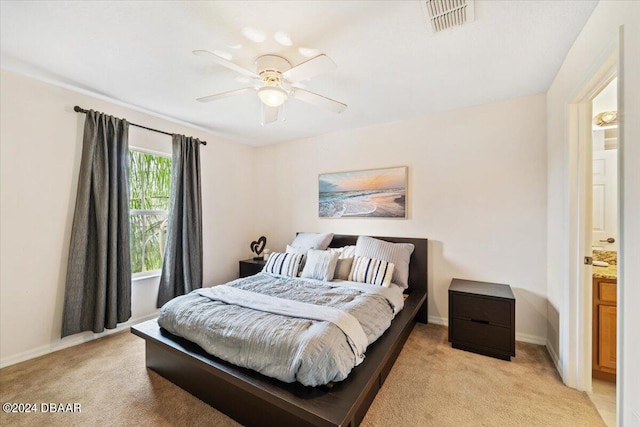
[262,252,304,278]
[348,256,395,287]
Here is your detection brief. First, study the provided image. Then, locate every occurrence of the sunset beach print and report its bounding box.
[319,167,407,218]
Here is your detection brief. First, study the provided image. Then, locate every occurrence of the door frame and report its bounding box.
[565,54,617,393]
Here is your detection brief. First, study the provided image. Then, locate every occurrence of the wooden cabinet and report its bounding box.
[448,279,516,361]
[239,258,266,278]
[592,277,617,381]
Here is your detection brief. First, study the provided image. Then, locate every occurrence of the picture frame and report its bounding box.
[319,166,407,218]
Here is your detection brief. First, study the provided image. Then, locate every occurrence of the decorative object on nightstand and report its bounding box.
[250,236,267,260]
[448,278,516,361]
[239,258,267,278]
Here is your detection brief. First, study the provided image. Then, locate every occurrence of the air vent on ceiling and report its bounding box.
[422,0,474,33]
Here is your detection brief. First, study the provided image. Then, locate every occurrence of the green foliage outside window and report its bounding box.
[129,150,171,274]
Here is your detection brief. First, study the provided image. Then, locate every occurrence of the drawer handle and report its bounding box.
[471,318,490,324]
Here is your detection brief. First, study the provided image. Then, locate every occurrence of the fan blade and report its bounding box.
[291,88,347,114]
[193,50,259,79]
[196,87,254,103]
[282,54,336,83]
[261,104,279,125]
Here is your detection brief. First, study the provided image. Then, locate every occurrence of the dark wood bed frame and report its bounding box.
[131,234,428,427]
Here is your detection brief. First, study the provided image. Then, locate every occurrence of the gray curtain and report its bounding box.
[62,111,131,337]
[157,134,203,307]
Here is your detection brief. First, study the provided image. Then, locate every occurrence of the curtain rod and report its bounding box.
[73,106,207,146]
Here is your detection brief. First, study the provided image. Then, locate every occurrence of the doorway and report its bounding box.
[588,78,618,427]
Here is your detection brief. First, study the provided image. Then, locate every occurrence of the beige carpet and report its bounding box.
[0,324,604,427]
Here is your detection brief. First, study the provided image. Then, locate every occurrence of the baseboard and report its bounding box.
[516,332,546,346]
[546,339,561,374]
[428,315,447,326]
[425,315,546,345]
[0,312,158,369]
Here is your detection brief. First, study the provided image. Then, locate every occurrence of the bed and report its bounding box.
[131,234,428,427]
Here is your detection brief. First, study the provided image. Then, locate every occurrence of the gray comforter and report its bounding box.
[157,272,404,386]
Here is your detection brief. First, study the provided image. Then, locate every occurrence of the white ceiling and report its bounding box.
[0,1,598,146]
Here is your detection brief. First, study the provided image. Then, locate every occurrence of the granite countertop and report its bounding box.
[593,264,617,280]
[593,250,617,281]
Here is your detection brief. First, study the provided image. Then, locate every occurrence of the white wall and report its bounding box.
[254,94,548,344]
[0,70,256,366]
[546,0,640,423]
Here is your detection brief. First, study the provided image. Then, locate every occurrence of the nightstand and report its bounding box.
[448,278,516,361]
[239,258,267,278]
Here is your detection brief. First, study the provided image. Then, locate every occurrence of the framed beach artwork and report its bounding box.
[319,166,407,218]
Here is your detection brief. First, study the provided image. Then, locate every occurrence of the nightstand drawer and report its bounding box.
[450,293,511,326]
[450,318,511,353]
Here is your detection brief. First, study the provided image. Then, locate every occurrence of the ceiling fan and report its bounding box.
[193,50,347,125]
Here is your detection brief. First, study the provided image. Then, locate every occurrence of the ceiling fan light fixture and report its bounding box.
[257,86,287,107]
[194,50,347,120]
[593,111,617,127]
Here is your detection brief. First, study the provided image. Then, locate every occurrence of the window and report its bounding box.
[129,149,171,276]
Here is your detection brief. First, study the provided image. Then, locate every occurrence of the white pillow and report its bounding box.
[341,245,356,258]
[286,244,307,255]
[262,252,304,278]
[329,245,356,259]
[290,232,334,251]
[300,249,339,282]
[348,256,395,287]
[355,236,414,289]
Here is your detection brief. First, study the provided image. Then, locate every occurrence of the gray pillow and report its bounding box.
[354,236,415,289]
[300,249,339,282]
[333,257,354,280]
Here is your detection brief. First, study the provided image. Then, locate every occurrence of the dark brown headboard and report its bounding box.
[327,234,428,297]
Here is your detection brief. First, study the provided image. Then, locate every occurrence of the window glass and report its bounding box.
[129,149,171,275]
